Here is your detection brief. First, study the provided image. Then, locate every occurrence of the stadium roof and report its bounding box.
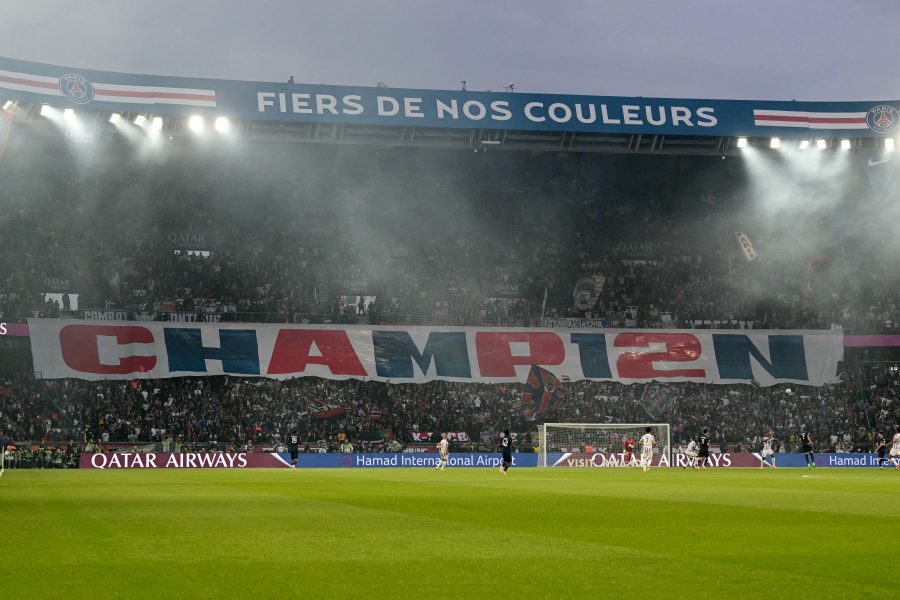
[3,55,898,156]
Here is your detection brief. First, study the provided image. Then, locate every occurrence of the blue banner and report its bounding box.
[287,452,538,468]
[756,453,893,468]
[2,56,900,138]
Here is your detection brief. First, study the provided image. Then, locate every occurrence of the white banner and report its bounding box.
[27,320,843,386]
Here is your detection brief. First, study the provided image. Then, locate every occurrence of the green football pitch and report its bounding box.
[1,467,897,599]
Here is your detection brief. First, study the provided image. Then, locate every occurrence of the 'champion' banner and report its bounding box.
[28,320,843,386]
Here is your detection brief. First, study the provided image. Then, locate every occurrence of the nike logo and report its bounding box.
[867,158,892,166]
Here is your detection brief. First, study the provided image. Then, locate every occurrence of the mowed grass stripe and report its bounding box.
[0,468,897,598]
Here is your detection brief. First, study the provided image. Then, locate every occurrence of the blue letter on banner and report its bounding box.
[373,331,471,378]
[164,328,260,374]
[712,334,808,381]
[570,333,612,378]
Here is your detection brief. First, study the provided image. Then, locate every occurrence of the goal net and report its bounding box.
[538,423,671,468]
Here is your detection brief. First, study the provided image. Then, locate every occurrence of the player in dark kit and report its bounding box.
[499,429,512,475]
[800,428,815,469]
[698,429,710,469]
[874,431,889,469]
[288,429,300,469]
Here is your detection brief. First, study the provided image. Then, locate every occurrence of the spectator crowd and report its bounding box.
[2,362,896,464]
[1,119,899,333]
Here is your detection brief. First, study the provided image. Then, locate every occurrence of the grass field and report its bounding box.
[1,467,898,599]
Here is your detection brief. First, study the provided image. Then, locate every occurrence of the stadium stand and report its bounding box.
[2,119,899,332]
[1,111,898,467]
[2,362,898,467]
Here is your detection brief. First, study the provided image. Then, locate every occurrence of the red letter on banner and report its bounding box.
[267,329,367,376]
[59,324,157,375]
[614,332,705,379]
[475,332,565,377]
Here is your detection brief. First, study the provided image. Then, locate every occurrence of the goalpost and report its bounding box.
[538,423,671,468]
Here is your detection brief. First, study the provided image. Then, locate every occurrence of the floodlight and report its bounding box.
[2,100,13,111]
[736,137,748,148]
[134,115,147,127]
[63,108,75,120]
[816,139,827,150]
[151,117,163,132]
[189,115,205,133]
[109,113,122,124]
[40,104,54,117]
[840,139,851,150]
[886,138,895,151]
[769,137,780,149]
[214,116,230,133]
[799,140,810,150]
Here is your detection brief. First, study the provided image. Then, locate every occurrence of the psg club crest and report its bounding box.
[59,73,95,104]
[866,105,900,134]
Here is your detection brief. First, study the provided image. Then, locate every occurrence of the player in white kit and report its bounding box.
[640,427,657,473]
[759,430,777,469]
[684,438,699,469]
[435,433,449,470]
[891,425,900,469]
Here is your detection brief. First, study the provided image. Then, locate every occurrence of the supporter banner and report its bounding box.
[288,452,537,468]
[28,320,843,386]
[541,317,609,329]
[79,452,287,469]
[735,232,758,262]
[3,56,900,137]
[409,432,470,442]
[572,275,606,312]
[162,312,222,323]
[80,309,129,321]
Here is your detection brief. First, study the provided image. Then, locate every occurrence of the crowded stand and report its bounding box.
[2,361,897,466]
[1,119,899,333]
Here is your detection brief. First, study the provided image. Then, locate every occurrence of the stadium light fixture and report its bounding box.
[886,138,895,152]
[799,140,810,150]
[736,137,748,148]
[189,115,205,133]
[63,108,75,121]
[214,116,230,133]
[816,139,827,150]
[134,114,148,127]
[151,117,163,132]
[2,100,13,111]
[769,137,780,149]
[109,113,122,124]
[840,139,851,150]
[40,104,54,117]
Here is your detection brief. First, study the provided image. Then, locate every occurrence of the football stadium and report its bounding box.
[1,39,900,598]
